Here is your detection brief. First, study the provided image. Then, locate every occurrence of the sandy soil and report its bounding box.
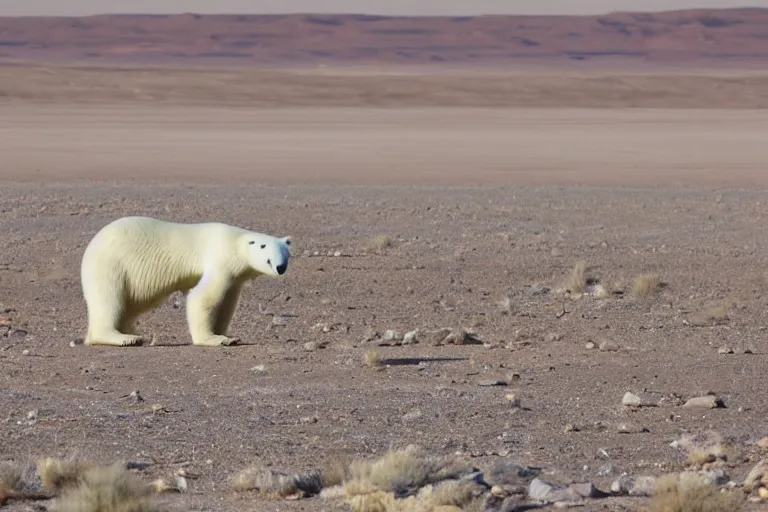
[2,67,768,511]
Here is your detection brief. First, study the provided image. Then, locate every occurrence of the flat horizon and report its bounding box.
[3,0,768,17]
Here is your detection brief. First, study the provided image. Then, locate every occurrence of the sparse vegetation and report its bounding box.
[564,260,588,294]
[632,273,661,298]
[364,348,382,368]
[645,473,744,512]
[368,235,393,251]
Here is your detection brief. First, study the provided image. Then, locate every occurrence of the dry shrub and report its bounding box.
[364,349,382,368]
[230,467,322,498]
[686,443,742,468]
[564,260,588,294]
[343,445,483,512]
[0,462,24,492]
[645,473,743,512]
[49,462,162,512]
[38,457,94,492]
[368,235,393,251]
[632,273,661,298]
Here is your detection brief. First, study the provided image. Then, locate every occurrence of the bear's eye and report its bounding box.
[261,244,266,249]
[285,240,291,246]
[248,241,255,245]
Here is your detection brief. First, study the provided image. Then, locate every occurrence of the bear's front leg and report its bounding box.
[186,271,241,347]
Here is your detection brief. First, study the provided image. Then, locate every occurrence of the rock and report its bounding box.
[545,332,562,342]
[597,464,613,477]
[251,365,266,373]
[743,459,767,492]
[757,437,768,450]
[362,327,379,342]
[622,392,642,407]
[505,393,521,407]
[402,330,420,345]
[584,341,596,350]
[759,487,768,500]
[717,346,734,355]
[423,328,453,345]
[599,340,620,352]
[303,341,328,351]
[271,316,287,326]
[528,478,604,503]
[564,423,579,433]
[129,390,144,403]
[610,475,656,497]
[478,380,507,387]
[21,349,30,356]
[617,423,649,434]
[333,251,342,257]
[382,330,400,342]
[402,409,422,422]
[683,395,724,409]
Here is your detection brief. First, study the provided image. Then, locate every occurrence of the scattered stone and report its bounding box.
[175,476,189,492]
[362,327,378,342]
[757,437,768,451]
[303,341,328,352]
[26,410,38,421]
[597,464,613,477]
[599,340,620,352]
[622,392,642,407]
[251,365,266,373]
[617,423,649,434]
[271,316,288,327]
[21,349,30,356]
[742,459,767,492]
[402,330,420,345]
[129,390,144,403]
[333,251,342,257]
[744,348,754,354]
[564,423,580,433]
[478,380,507,387]
[584,341,596,350]
[402,409,422,422]
[382,330,401,342]
[505,393,521,407]
[717,346,734,355]
[545,332,562,342]
[610,475,657,496]
[528,478,604,503]
[682,395,724,409]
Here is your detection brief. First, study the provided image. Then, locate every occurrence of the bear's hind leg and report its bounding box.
[84,299,145,347]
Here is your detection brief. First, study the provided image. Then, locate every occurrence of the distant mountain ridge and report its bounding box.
[1,8,767,65]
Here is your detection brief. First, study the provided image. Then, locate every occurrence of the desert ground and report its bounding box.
[2,63,768,511]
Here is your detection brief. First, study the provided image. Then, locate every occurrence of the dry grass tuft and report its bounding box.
[53,462,162,512]
[231,467,323,498]
[564,260,588,294]
[38,457,94,492]
[686,443,742,468]
[645,473,743,512]
[632,273,662,298]
[368,235,393,251]
[342,445,482,512]
[364,349,382,368]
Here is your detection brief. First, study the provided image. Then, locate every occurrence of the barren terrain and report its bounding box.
[2,61,768,511]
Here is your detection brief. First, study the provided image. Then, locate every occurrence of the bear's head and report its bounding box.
[246,234,292,277]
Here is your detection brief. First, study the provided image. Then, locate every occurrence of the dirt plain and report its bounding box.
[2,63,768,511]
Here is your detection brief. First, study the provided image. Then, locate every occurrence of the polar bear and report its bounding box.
[80,216,292,347]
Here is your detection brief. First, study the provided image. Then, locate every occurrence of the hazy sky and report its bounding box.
[2,0,767,17]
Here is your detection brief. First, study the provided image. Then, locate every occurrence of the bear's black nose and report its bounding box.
[276,262,287,275]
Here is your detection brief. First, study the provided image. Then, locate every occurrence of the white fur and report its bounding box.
[80,216,292,347]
